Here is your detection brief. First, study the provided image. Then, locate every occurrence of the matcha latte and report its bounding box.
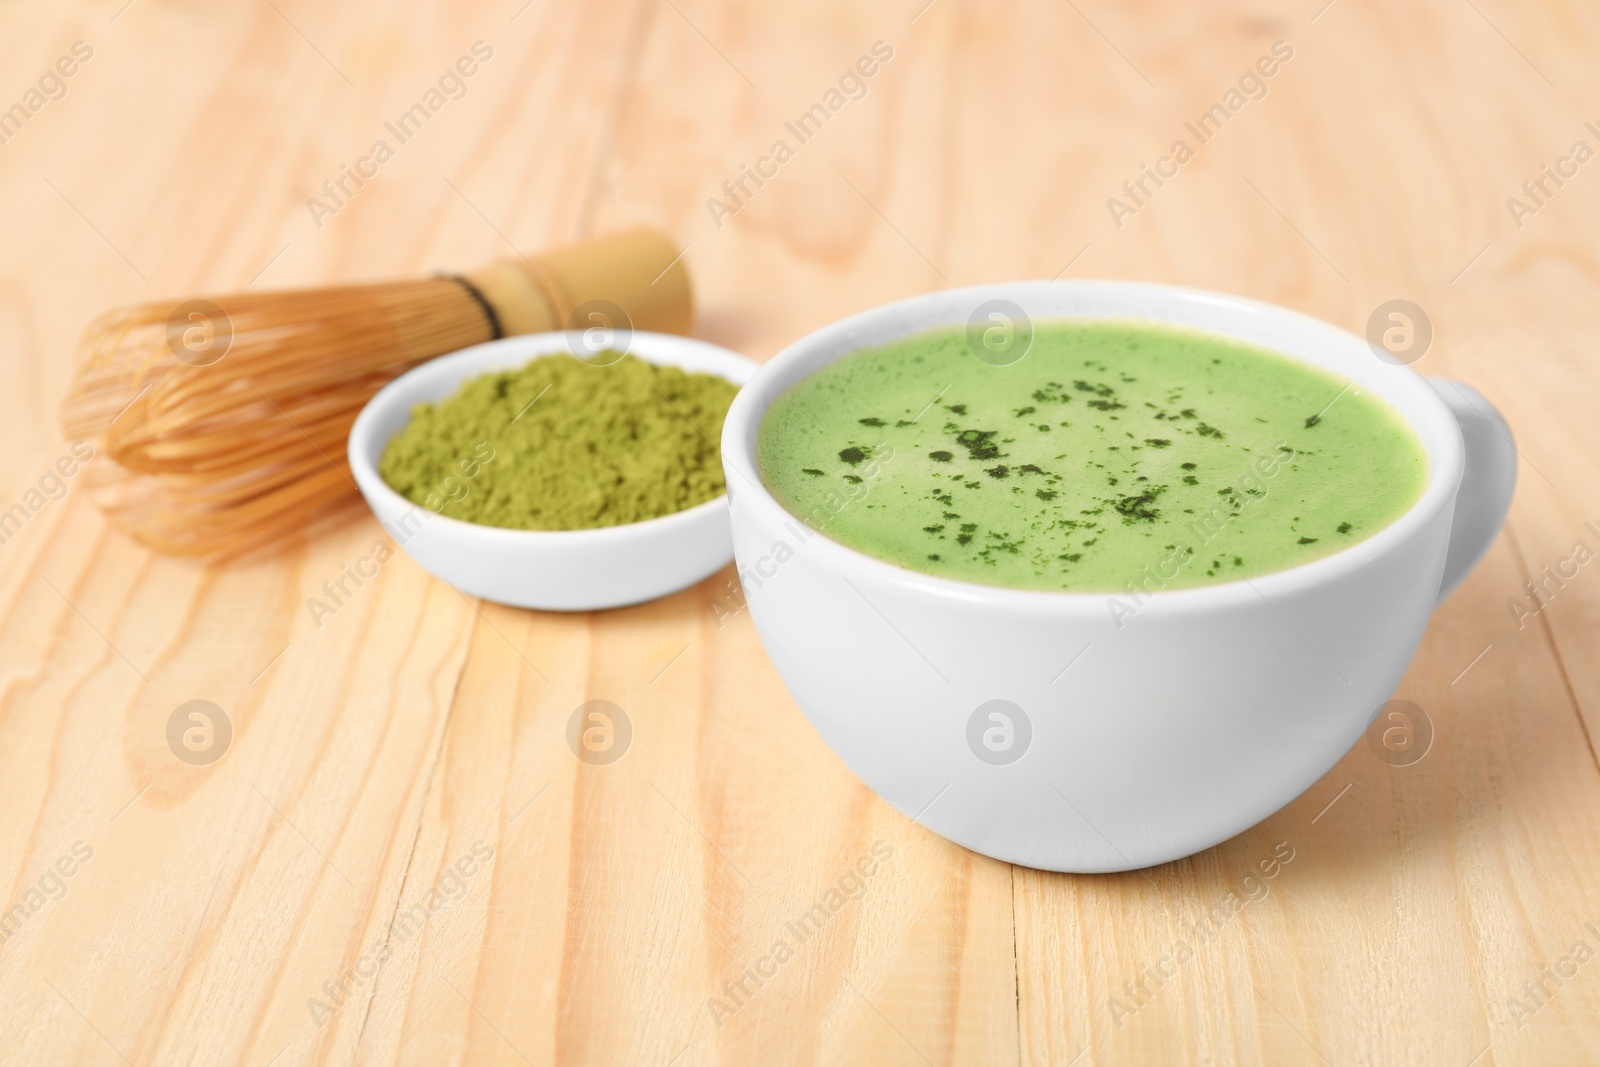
[756,320,1427,593]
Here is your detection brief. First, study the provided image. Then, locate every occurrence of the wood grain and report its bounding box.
[2,0,1599,1064]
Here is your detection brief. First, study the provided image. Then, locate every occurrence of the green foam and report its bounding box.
[757,320,1427,593]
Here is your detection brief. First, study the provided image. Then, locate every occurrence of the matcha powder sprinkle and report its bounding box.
[379,353,741,530]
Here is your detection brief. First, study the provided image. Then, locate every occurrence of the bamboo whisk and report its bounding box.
[60,229,693,557]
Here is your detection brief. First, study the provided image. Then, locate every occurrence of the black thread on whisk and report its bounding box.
[444,274,504,340]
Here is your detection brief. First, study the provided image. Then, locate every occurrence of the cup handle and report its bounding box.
[1425,378,1517,603]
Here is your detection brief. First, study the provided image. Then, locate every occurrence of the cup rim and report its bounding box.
[720,280,1464,614]
[348,330,759,545]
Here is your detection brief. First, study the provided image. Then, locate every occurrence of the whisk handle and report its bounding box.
[466,228,693,340]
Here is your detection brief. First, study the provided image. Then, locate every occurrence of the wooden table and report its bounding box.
[3,1,1598,1063]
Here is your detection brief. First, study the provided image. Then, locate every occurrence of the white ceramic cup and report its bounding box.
[720,282,1516,872]
[349,331,758,611]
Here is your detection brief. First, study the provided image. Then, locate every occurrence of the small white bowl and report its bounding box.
[349,331,758,611]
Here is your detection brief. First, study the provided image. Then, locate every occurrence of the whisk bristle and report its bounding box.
[62,278,494,556]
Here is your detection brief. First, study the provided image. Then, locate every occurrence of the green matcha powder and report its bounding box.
[379,353,740,530]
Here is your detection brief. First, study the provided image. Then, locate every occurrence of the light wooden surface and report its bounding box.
[2,1,1599,1064]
